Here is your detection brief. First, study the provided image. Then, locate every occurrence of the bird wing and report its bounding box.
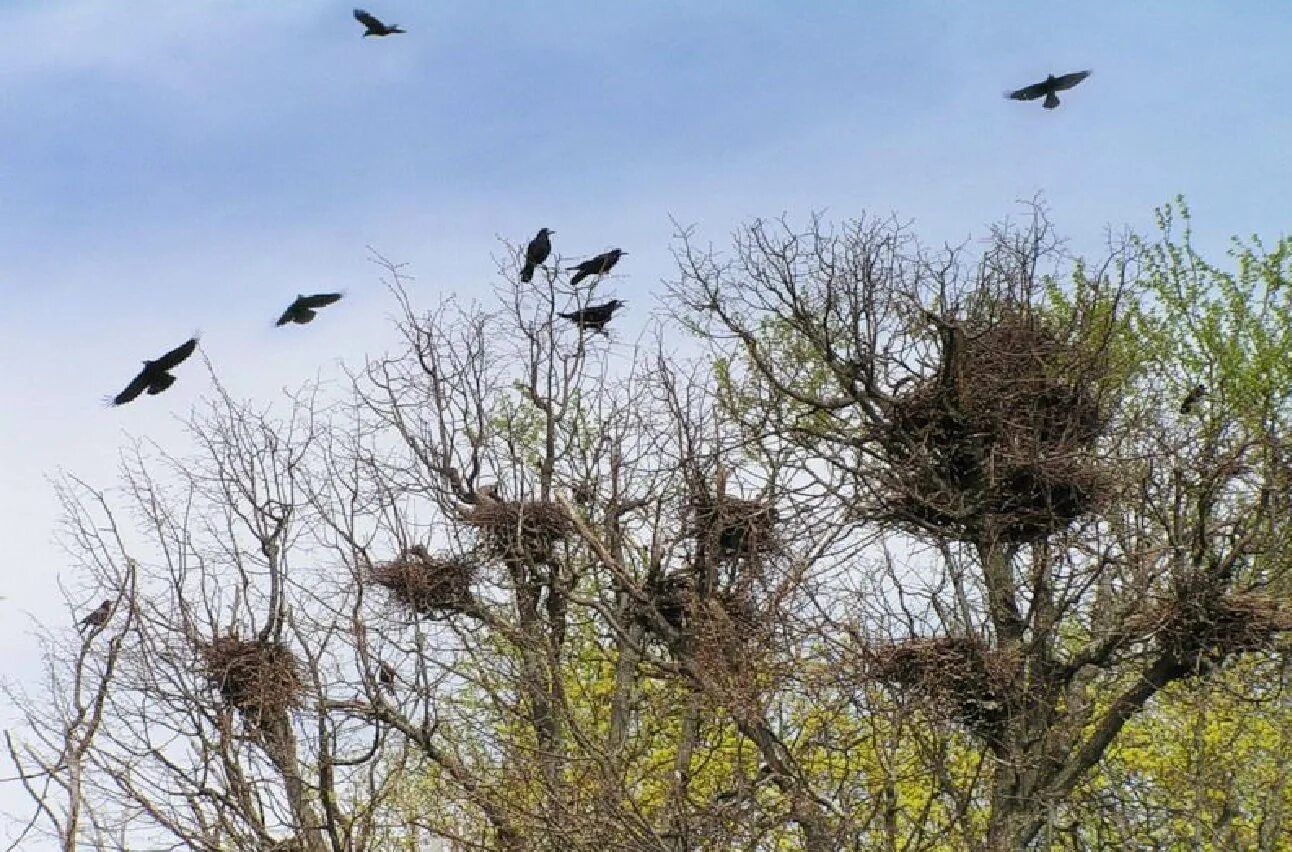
[1006,81,1050,101]
[275,305,298,326]
[154,337,199,371]
[354,9,383,28]
[299,293,343,310]
[1052,70,1091,91]
[112,369,152,406]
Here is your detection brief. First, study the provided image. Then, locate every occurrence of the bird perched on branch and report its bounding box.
[110,337,199,406]
[354,9,404,37]
[79,600,111,630]
[520,228,554,283]
[276,293,343,326]
[568,249,625,287]
[378,661,397,693]
[1006,70,1091,109]
[558,300,626,335]
[1180,383,1206,415]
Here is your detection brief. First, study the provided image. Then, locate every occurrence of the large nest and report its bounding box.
[866,636,1019,738]
[201,634,304,726]
[462,499,572,563]
[884,313,1111,542]
[690,491,779,559]
[1129,592,1292,669]
[368,546,476,617]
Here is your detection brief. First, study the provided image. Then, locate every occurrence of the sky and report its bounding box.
[1,0,1290,840]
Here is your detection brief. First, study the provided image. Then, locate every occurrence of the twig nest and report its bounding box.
[884,313,1110,542]
[201,634,304,727]
[690,492,779,558]
[1129,592,1292,668]
[461,499,572,563]
[866,636,1019,737]
[369,547,476,617]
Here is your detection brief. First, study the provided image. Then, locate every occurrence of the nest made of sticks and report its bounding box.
[1129,592,1292,668]
[884,312,1111,542]
[201,634,304,725]
[368,546,476,617]
[866,636,1020,736]
[462,499,572,562]
[690,491,779,559]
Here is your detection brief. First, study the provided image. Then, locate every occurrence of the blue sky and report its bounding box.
[1,0,1289,835]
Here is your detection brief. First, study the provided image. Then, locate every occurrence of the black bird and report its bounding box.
[354,8,404,37]
[111,337,199,406]
[1006,70,1091,109]
[567,249,626,287]
[276,293,343,326]
[520,228,554,283]
[79,599,111,631]
[1180,383,1206,415]
[378,661,397,693]
[558,300,626,335]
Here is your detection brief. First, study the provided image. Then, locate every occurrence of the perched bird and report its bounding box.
[354,8,404,37]
[276,293,343,326]
[558,300,626,335]
[378,661,397,693]
[1006,70,1091,109]
[79,599,111,631]
[520,228,554,283]
[567,249,626,287]
[111,337,199,406]
[1180,383,1206,415]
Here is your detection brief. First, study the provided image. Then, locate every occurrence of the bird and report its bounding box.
[110,337,199,406]
[520,228,554,283]
[78,599,111,630]
[1180,383,1206,415]
[378,661,397,693]
[1006,70,1091,109]
[276,293,343,326]
[354,9,405,37]
[558,300,626,335]
[567,249,626,287]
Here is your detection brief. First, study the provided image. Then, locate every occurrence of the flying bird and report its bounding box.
[567,249,626,287]
[558,299,626,335]
[276,293,343,326]
[1006,70,1091,109]
[111,337,199,406]
[1180,383,1206,415]
[520,228,554,283]
[378,661,397,693]
[79,600,111,630]
[354,8,405,37]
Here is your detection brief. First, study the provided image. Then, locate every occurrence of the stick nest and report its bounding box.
[1129,592,1292,668]
[369,545,476,617]
[462,499,572,563]
[690,491,779,558]
[866,636,1019,737]
[884,313,1111,542]
[201,634,304,725]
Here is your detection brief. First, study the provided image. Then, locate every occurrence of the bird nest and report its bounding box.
[866,637,1020,737]
[201,634,304,726]
[462,500,572,563]
[368,546,476,617]
[883,313,1111,542]
[1128,592,1292,669]
[690,492,779,559]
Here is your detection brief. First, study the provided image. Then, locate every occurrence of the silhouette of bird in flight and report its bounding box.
[111,337,199,406]
[1006,70,1091,109]
[568,249,625,287]
[354,9,404,37]
[1180,383,1206,415]
[378,661,397,693]
[559,300,626,335]
[276,293,343,326]
[79,600,111,630]
[520,228,554,283]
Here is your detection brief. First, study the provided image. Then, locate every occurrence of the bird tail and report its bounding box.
[520,262,536,283]
[569,271,589,286]
[557,311,576,321]
[1043,92,1059,109]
